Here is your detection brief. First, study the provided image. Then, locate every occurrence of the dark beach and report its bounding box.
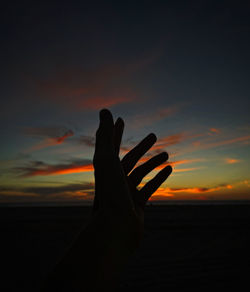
[1,203,250,291]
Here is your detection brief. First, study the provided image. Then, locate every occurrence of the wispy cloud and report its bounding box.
[173,167,204,173]
[22,126,73,138]
[151,133,185,151]
[22,126,74,152]
[77,135,95,147]
[29,52,161,110]
[224,158,241,164]
[15,159,93,177]
[209,128,221,135]
[165,185,233,193]
[149,183,233,200]
[24,182,94,196]
[169,158,205,166]
[207,135,250,148]
[192,135,250,150]
[128,106,180,129]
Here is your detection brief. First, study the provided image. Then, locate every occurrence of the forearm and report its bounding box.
[41,213,132,292]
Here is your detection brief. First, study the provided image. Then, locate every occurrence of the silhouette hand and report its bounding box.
[92,108,172,254]
[41,108,172,291]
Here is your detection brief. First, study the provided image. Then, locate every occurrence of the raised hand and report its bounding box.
[41,108,172,292]
[92,108,172,252]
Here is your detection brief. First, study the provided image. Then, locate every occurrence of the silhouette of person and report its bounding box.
[41,108,172,291]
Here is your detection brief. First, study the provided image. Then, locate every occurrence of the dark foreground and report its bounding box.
[1,204,250,291]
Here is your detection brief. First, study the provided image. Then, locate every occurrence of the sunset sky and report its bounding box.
[1,1,250,204]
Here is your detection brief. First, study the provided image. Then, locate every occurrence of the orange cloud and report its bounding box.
[28,131,74,152]
[26,164,94,176]
[169,158,204,166]
[183,134,250,157]
[209,128,221,134]
[150,187,174,198]
[224,158,241,164]
[23,127,74,152]
[194,135,250,150]
[149,132,205,155]
[56,130,74,143]
[16,159,93,177]
[149,184,233,199]
[151,133,185,151]
[172,167,204,172]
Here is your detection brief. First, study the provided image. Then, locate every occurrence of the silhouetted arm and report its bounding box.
[41,109,172,291]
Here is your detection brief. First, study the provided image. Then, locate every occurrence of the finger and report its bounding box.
[129,152,168,187]
[93,108,114,211]
[113,117,124,157]
[94,108,114,160]
[121,133,157,175]
[137,165,172,206]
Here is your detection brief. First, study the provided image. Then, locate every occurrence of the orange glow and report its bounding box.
[165,186,219,193]
[225,158,241,164]
[209,128,221,134]
[152,187,174,197]
[172,167,204,172]
[169,158,204,166]
[56,130,74,143]
[149,184,234,198]
[139,182,234,199]
[23,164,94,177]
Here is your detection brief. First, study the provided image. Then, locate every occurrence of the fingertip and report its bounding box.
[149,133,157,142]
[99,108,111,120]
[166,164,172,173]
[118,117,125,127]
[161,151,168,161]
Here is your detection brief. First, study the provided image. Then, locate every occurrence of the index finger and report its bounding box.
[121,133,157,175]
[94,108,114,161]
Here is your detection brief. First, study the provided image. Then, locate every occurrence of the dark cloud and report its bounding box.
[14,158,93,177]
[24,182,94,196]
[77,135,95,147]
[0,182,94,203]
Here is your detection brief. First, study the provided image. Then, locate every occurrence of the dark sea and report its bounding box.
[1,202,250,291]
